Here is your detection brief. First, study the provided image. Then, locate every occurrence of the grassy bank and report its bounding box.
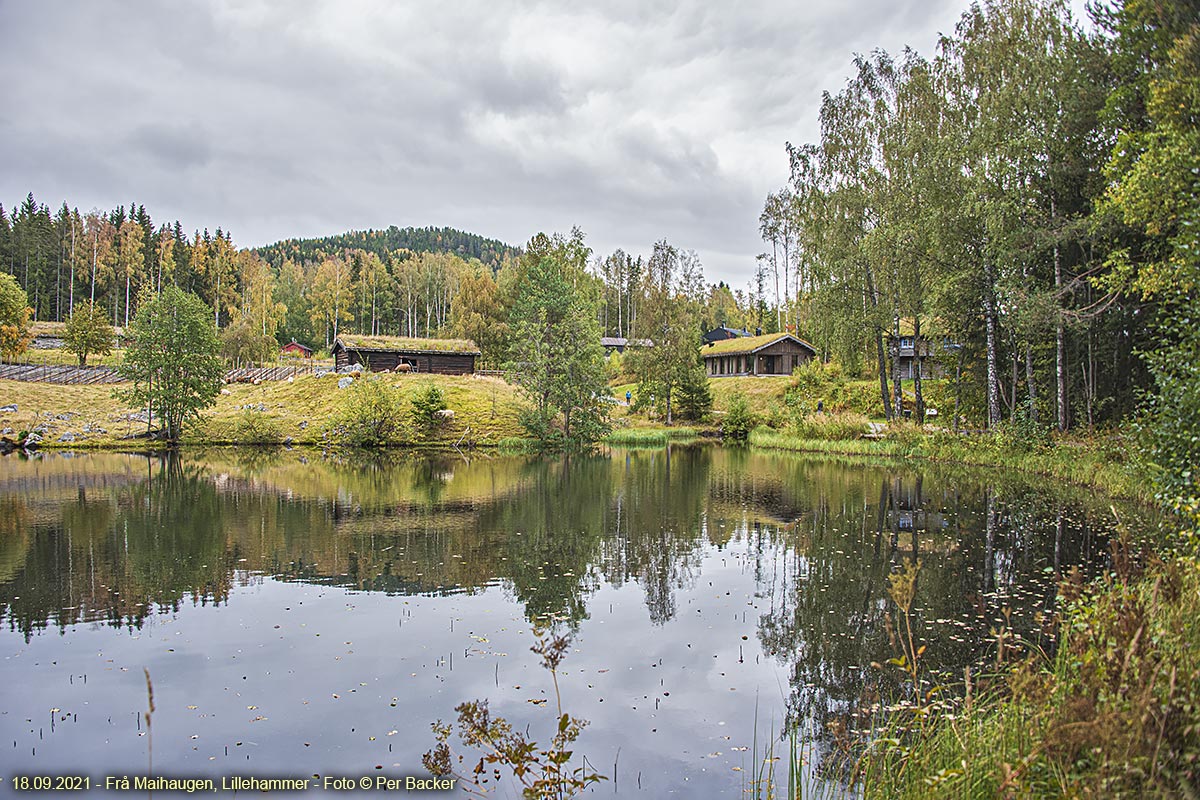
[749,425,1147,502]
[846,547,1200,799]
[0,373,526,449]
[602,426,699,446]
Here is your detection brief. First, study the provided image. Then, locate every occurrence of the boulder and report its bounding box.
[435,409,455,420]
[338,376,354,390]
[58,432,76,443]
[0,404,17,413]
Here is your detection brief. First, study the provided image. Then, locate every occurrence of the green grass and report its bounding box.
[0,372,527,450]
[749,425,1148,501]
[848,551,1200,799]
[603,426,699,446]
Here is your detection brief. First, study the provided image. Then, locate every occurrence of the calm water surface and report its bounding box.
[0,446,1142,797]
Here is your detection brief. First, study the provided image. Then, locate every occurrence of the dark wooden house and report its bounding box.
[332,335,479,375]
[702,332,816,377]
[702,325,752,345]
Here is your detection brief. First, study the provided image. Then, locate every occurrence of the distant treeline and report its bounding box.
[253,226,520,274]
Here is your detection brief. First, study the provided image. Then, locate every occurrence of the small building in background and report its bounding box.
[601,336,652,356]
[886,331,955,380]
[702,325,752,345]
[332,335,479,375]
[702,332,817,377]
[280,340,314,359]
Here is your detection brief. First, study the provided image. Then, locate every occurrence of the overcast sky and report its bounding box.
[0,0,1087,288]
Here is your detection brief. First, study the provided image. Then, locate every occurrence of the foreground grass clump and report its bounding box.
[603,426,697,446]
[787,411,870,441]
[849,549,1200,799]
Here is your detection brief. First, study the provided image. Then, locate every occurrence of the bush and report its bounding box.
[0,273,33,359]
[63,300,114,366]
[723,391,754,441]
[330,376,404,446]
[233,409,284,444]
[789,410,869,441]
[220,319,278,365]
[674,364,712,421]
[790,358,845,391]
[410,382,448,431]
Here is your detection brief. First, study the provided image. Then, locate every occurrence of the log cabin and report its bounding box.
[702,332,816,377]
[332,335,479,375]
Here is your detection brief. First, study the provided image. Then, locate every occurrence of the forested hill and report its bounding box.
[253,225,520,271]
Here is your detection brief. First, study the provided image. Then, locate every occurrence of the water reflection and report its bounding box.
[0,447,1137,794]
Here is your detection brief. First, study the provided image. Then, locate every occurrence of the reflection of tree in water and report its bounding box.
[752,472,1118,770]
[0,449,1124,673]
[0,454,238,639]
[119,455,236,618]
[484,454,613,625]
[598,445,710,625]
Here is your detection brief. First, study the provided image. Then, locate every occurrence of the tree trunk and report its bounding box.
[69,219,76,316]
[984,263,1001,428]
[876,331,892,421]
[891,315,902,421]
[953,346,964,433]
[865,266,892,420]
[913,316,925,423]
[1025,343,1037,423]
[1055,240,1067,432]
[90,235,97,304]
[772,241,782,332]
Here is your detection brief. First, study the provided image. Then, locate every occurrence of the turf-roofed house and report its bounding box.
[702,332,817,377]
[332,335,480,375]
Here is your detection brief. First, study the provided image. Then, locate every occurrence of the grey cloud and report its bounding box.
[2,0,975,287]
[128,123,213,169]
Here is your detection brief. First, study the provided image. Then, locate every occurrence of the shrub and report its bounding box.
[331,376,404,446]
[723,390,754,441]
[233,409,284,444]
[63,300,114,366]
[410,382,448,431]
[789,410,869,441]
[0,273,33,359]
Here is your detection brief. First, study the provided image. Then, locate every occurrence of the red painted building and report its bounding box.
[281,340,314,359]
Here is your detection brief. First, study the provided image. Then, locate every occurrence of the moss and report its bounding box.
[334,334,480,354]
[700,332,816,356]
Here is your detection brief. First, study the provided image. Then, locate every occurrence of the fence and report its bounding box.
[0,363,125,385]
[0,361,323,386]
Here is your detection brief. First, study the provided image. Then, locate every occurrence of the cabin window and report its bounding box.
[900,337,914,349]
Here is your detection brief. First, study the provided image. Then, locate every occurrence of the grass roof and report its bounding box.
[701,332,816,357]
[335,334,480,354]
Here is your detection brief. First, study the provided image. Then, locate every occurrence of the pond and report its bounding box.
[0,446,1143,797]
